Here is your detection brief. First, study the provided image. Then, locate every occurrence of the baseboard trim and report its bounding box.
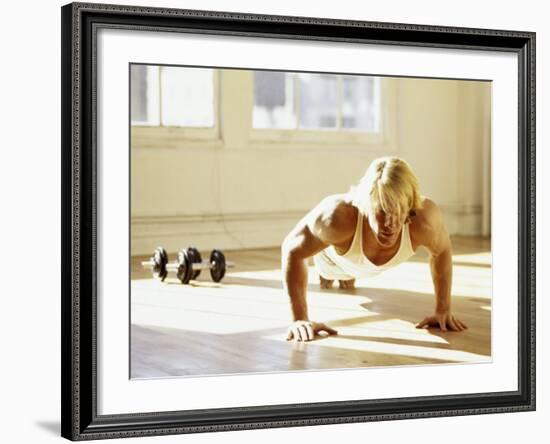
[131,206,486,255]
[131,210,305,255]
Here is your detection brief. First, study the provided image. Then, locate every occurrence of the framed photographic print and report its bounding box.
[61,2,536,440]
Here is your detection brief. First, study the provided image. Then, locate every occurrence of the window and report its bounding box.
[130,66,396,150]
[252,71,382,136]
[130,64,219,145]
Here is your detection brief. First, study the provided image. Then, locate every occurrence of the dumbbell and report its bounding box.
[167,248,235,284]
[141,246,169,281]
[141,246,201,281]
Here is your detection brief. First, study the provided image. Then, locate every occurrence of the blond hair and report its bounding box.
[350,157,422,219]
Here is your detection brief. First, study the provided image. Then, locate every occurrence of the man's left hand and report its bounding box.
[416,311,468,332]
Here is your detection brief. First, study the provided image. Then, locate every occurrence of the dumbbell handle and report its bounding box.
[166,260,235,271]
[141,259,156,269]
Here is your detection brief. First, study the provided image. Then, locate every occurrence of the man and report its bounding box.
[281,156,468,342]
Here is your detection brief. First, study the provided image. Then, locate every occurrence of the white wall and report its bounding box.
[131,74,491,255]
[398,78,491,235]
[0,1,545,444]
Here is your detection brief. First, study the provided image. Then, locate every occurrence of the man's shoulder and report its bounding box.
[308,194,357,243]
[413,197,440,223]
[318,194,357,226]
[409,197,444,245]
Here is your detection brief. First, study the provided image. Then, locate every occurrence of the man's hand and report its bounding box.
[286,320,338,342]
[416,311,468,332]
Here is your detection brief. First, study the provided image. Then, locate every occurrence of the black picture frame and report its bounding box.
[61,2,536,440]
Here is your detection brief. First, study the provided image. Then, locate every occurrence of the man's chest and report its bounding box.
[362,234,403,266]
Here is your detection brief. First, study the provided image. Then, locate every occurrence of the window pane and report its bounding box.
[298,74,338,129]
[342,76,380,132]
[253,71,295,129]
[130,65,159,126]
[160,67,214,127]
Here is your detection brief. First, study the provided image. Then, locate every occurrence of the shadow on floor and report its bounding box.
[217,275,490,337]
[35,420,60,436]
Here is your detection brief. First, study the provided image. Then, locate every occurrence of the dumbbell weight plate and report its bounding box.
[152,246,168,281]
[176,249,193,284]
[186,247,202,280]
[210,249,226,283]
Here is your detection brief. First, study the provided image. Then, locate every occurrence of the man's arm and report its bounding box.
[281,222,325,323]
[281,197,353,341]
[414,200,468,332]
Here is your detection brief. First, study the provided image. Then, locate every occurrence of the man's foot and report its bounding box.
[338,279,356,289]
[319,276,334,289]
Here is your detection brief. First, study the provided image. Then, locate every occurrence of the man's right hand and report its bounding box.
[286,320,338,342]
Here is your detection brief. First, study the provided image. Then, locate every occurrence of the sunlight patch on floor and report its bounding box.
[311,319,450,345]
[131,279,377,334]
[265,332,490,363]
[227,260,491,299]
[452,252,492,266]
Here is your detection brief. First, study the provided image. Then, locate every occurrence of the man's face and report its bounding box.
[367,206,406,247]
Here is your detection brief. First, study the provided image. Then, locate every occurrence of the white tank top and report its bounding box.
[323,208,416,279]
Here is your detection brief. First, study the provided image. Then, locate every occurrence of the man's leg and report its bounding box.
[338,278,356,289]
[320,276,356,289]
[319,275,334,289]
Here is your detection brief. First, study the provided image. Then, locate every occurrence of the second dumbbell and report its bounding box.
[166,248,234,284]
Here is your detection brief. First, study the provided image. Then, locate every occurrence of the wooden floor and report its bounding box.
[131,236,491,379]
